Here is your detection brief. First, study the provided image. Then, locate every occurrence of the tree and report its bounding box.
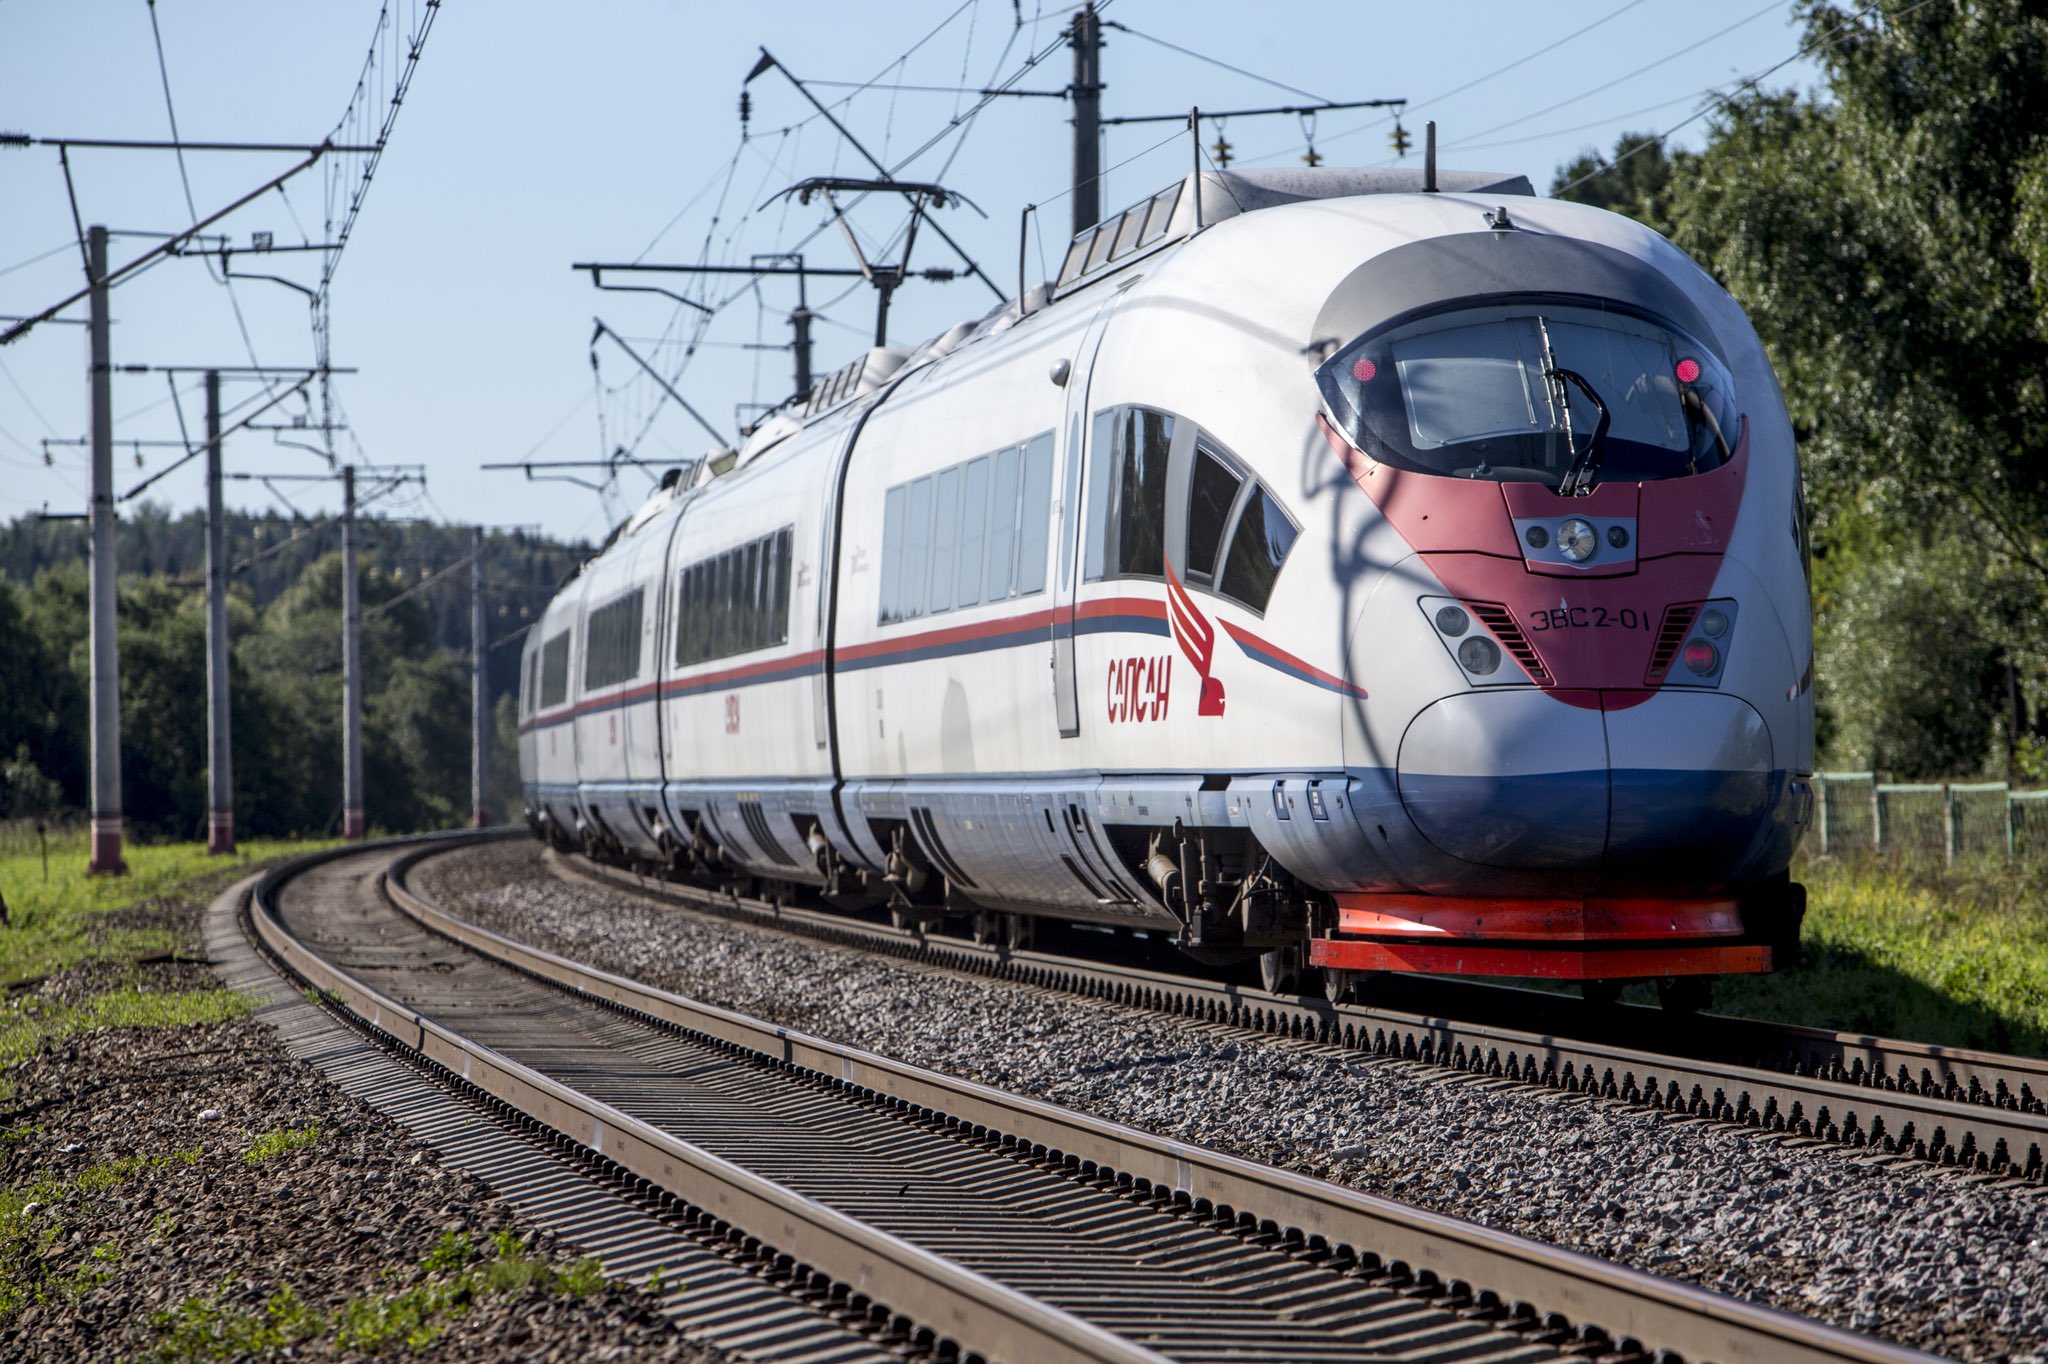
[1550,132,1693,239]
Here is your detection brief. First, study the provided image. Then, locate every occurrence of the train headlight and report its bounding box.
[1457,636,1501,676]
[1682,639,1719,675]
[1697,607,1729,638]
[1434,605,1469,637]
[1557,518,1598,563]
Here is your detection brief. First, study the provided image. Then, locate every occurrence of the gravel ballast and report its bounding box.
[418,838,2048,1364]
[0,869,716,1364]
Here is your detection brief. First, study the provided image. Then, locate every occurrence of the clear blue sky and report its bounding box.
[0,1,1824,547]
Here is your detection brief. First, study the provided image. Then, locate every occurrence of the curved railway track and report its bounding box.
[241,834,1937,1364]
[550,845,2048,1185]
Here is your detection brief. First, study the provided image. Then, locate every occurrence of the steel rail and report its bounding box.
[551,849,2048,1182]
[249,842,1171,1364]
[387,838,1936,1364]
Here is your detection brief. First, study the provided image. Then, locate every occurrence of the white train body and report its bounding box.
[517,168,1815,985]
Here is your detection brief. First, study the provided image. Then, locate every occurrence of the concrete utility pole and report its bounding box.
[1070,3,1103,236]
[470,526,488,829]
[341,464,365,839]
[86,225,125,876]
[204,370,233,854]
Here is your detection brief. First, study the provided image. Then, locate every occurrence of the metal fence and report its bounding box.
[1813,772,2048,863]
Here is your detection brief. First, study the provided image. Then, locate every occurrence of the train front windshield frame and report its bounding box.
[1316,299,1739,488]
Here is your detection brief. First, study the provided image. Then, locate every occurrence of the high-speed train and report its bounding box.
[517,165,1814,1005]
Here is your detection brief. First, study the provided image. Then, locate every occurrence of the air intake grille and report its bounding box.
[1645,603,1703,685]
[1464,601,1552,686]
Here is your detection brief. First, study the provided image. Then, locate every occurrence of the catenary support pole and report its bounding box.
[341,464,365,839]
[204,369,233,854]
[1070,3,1102,236]
[470,526,488,829]
[86,225,125,875]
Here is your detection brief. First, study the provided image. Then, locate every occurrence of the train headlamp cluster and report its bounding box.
[1674,598,1739,686]
[1512,516,1635,569]
[1421,596,1517,685]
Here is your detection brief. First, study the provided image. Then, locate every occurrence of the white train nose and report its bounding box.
[1397,690,1776,870]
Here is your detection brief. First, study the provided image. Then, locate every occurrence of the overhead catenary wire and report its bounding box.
[1232,0,1654,167]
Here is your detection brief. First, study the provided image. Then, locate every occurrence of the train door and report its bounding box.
[1052,295,1124,737]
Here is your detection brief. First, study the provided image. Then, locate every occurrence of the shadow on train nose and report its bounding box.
[1396,690,1776,871]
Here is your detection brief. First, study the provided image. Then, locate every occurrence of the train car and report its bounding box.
[520,165,1814,1006]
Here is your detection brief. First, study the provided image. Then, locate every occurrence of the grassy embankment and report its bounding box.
[0,823,336,1075]
[1700,853,2048,1056]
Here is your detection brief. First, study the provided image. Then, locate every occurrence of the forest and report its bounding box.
[0,507,588,838]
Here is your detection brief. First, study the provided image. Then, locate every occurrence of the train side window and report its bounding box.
[1086,406,1172,581]
[771,528,793,645]
[901,475,933,620]
[928,465,962,617]
[1017,432,1053,595]
[879,485,906,624]
[742,539,763,651]
[540,629,571,708]
[986,445,1020,601]
[956,456,989,609]
[686,563,707,666]
[1083,411,1117,580]
[1216,485,1300,615]
[1184,443,1243,584]
[584,588,644,689]
[708,552,729,660]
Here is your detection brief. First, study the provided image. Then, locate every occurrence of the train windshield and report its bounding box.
[1316,301,1739,488]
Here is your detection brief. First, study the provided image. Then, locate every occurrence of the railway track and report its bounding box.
[244,834,1936,1364]
[551,845,2048,1186]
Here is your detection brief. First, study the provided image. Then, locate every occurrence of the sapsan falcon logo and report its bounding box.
[1165,560,1226,718]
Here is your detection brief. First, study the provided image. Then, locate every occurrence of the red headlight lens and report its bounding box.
[1682,639,1719,675]
[1351,356,1377,382]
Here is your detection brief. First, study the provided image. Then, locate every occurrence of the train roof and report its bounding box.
[599,163,1542,549]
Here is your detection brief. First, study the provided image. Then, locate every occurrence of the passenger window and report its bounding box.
[1016,433,1053,595]
[540,629,571,708]
[902,476,933,619]
[1083,411,1116,580]
[740,540,761,650]
[1184,445,1242,583]
[879,485,906,624]
[772,529,793,644]
[986,445,1020,600]
[1086,407,1173,581]
[1217,486,1300,615]
[956,457,989,609]
[928,465,962,616]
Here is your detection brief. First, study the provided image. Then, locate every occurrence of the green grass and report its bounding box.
[0,825,339,989]
[1709,853,2048,1054]
[149,1231,608,1360]
[0,986,250,1070]
[243,1126,321,1163]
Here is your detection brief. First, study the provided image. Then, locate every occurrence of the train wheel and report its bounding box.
[1657,975,1714,1014]
[1005,914,1036,952]
[971,911,1003,948]
[1259,944,1316,997]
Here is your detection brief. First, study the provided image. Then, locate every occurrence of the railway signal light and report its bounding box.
[1389,122,1411,158]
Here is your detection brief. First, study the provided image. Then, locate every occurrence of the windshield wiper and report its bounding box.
[1547,367,1611,495]
[1679,386,1731,471]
